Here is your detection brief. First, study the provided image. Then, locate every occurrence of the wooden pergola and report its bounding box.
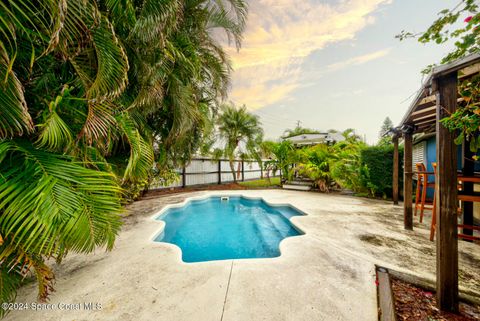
[392,53,480,312]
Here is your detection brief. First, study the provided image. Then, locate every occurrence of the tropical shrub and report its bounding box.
[297,145,338,192]
[263,141,296,183]
[329,137,366,191]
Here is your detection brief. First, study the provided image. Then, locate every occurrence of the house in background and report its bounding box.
[283,132,345,147]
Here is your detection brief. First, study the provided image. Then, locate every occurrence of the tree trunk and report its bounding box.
[237,162,242,181]
[229,159,236,183]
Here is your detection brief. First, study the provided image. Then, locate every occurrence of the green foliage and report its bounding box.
[266,129,403,198]
[330,139,366,191]
[397,1,480,153]
[358,145,403,198]
[215,104,263,182]
[397,0,480,73]
[440,74,480,155]
[0,0,247,308]
[263,140,296,183]
[0,140,123,312]
[296,145,338,192]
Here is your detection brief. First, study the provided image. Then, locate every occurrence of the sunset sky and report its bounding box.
[225,0,460,144]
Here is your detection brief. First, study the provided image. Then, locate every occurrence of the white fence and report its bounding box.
[150,158,279,190]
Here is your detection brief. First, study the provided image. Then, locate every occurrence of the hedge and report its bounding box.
[359,145,404,198]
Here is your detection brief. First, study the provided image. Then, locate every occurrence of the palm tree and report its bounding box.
[216,104,263,182]
[264,141,296,184]
[0,0,247,308]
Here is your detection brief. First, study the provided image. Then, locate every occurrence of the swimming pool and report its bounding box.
[153,195,305,263]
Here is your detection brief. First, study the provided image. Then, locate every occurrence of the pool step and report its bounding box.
[282,184,312,191]
[251,210,286,247]
[285,179,313,185]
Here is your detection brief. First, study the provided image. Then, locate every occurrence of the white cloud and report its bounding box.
[226,0,392,110]
[326,48,391,72]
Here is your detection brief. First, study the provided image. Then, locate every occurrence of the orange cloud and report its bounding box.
[226,0,392,110]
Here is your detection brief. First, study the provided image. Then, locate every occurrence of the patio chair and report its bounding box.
[414,163,434,223]
[429,162,480,242]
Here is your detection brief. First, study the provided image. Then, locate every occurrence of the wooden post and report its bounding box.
[435,72,459,313]
[218,160,222,185]
[393,135,399,205]
[403,130,413,230]
[182,166,186,188]
[462,141,474,237]
[241,160,245,182]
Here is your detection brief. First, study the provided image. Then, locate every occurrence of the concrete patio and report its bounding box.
[5,190,480,321]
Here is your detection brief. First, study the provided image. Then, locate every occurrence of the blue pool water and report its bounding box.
[154,196,304,263]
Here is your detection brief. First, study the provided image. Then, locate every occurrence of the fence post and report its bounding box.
[218,160,221,184]
[241,160,245,181]
[182,166,186,188]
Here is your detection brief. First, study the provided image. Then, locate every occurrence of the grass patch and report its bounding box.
[238,177,281,188]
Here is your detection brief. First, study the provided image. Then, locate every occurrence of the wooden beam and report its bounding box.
[403,130,413,230]
[377,267,397,321]
[412,112,436,122]
[435,72,459,313]
[393,136,399,205]
[415,117,436,126]
[459,62,480,79]
[417,95,436,108]
[415,124,436,133]
[411,105,436,118]
[433,53,480,78]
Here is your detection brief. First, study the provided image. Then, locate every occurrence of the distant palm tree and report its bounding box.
[341,128,363,143]
[216,104,263,182]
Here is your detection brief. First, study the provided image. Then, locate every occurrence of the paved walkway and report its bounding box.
[5,190,480,321]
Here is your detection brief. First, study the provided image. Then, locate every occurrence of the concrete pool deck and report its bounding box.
[5,190,480,321]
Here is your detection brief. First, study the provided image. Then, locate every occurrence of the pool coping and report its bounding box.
[148,192,309,264]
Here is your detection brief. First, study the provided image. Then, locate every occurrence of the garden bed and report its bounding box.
[391,278,480,320]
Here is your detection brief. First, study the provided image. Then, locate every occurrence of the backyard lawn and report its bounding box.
[238,177,281,188]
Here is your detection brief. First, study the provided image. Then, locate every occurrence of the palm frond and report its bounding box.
[88,17,129,100]
[36,91,74,151]
[130,0,183,44]
[116,112,154,183]
[0,140,123,257]
[0,51,33,138]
